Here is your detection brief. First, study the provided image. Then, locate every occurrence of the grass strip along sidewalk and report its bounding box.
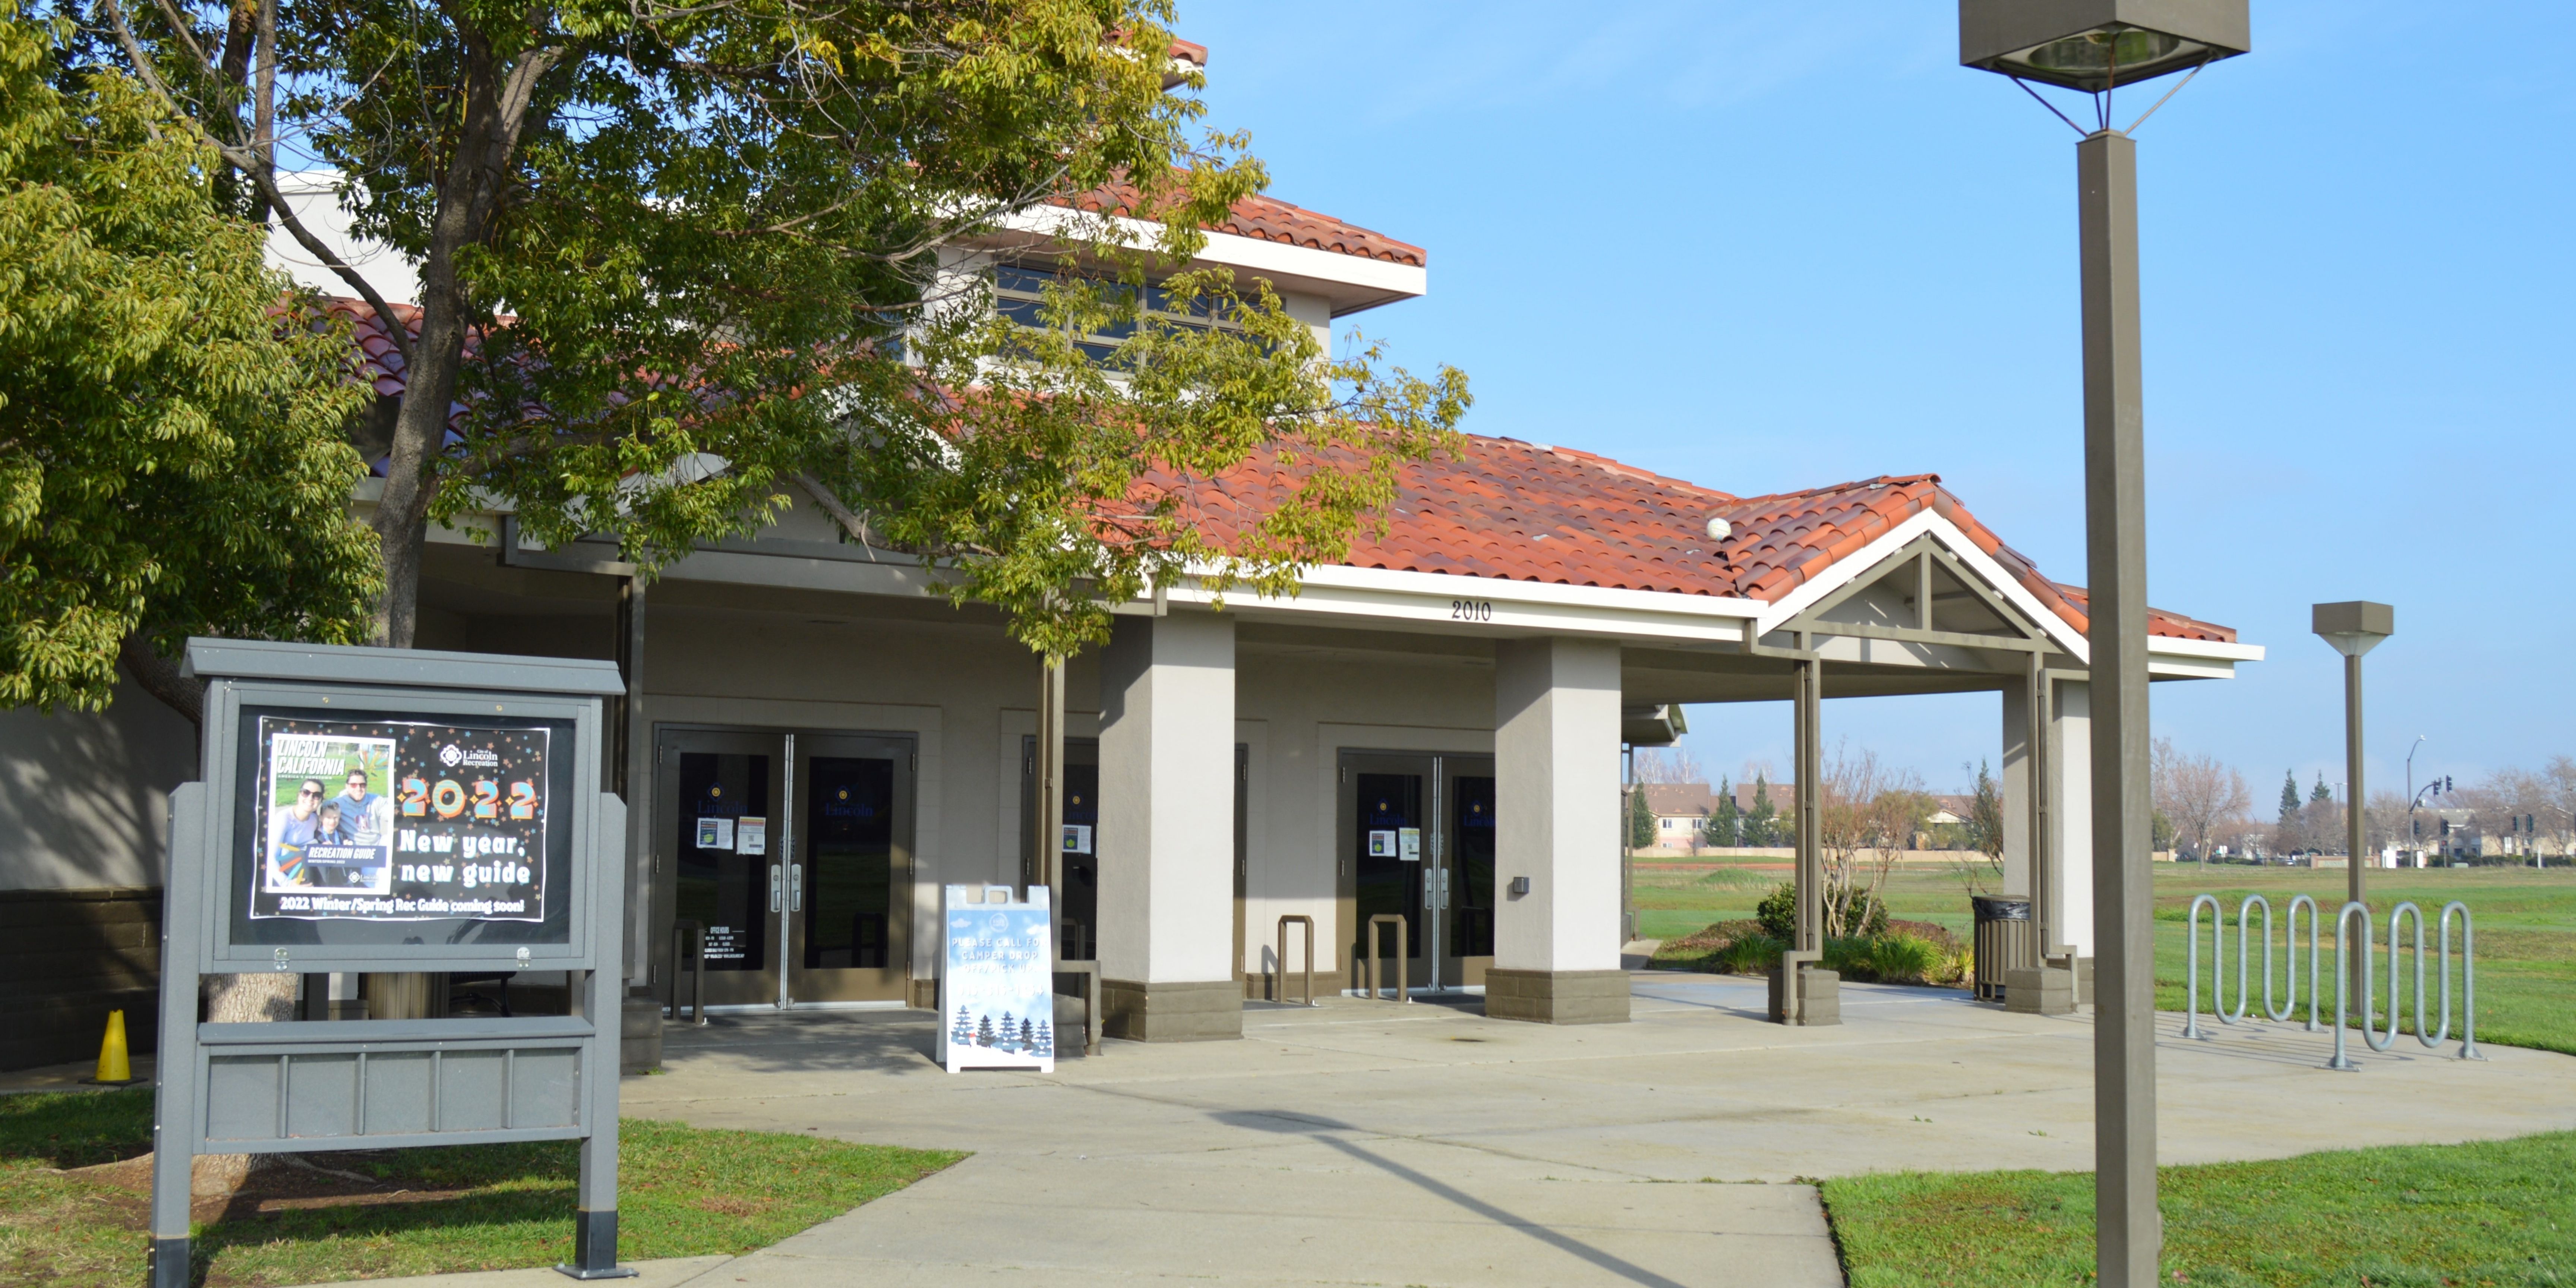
[0,1086,962,1287]
[1823,1131,2576,1287]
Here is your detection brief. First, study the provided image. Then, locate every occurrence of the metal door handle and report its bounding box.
[770,864,782,913]
[790,862,804,912]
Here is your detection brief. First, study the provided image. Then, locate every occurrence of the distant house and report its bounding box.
[1638,781,1796,849]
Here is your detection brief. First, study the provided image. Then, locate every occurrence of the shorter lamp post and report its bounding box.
[2314,601,2393,996]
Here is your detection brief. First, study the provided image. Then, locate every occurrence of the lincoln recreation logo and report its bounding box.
[439,744,501,769]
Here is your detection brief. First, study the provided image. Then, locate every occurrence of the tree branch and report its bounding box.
[97,0,417,367]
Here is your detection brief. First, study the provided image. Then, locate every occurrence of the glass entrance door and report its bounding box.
[1442,759,1497,987]
[659,727,915,1009]
[663,730,784,1007]
[1338,751,1496,994]
[790,735,914,1003]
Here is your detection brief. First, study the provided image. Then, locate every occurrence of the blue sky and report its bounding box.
[1180,1,2573,798]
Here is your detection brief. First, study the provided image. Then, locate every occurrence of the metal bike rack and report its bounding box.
[668,918,708,1027]
[1275,914,1317,1007]
[2184,892,2324,1038]
[2327,899,2482,1070]
[1366,914,1408,1003]
[2182,891,2479,1066]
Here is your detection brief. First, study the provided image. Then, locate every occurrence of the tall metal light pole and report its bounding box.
[1958,6,2250,1285]
[2314,601,2394,978]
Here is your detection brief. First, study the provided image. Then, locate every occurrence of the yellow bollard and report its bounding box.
[92,1009,133,1084]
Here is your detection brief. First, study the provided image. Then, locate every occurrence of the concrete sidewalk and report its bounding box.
[282,973,2576,1288]
[611,975,2568,1288]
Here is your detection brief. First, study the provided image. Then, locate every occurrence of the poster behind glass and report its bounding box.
[248,716,550,924]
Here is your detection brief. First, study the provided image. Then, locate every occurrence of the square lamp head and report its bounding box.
[2312,600,2394,659]
[1960,0,2250,93]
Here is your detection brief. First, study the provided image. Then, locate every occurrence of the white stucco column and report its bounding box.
[1096,610,1240,1041]
[1487,637,1629,1024]
[2051,678,2096,960]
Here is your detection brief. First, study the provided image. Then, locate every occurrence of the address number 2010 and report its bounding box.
[1450,600,1493,622]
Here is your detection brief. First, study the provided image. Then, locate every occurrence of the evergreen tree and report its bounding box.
[1020,1017,1037,1051]
[1627,786,1657,850]
[2311,773,2334,804]
[1748,775,1779,846]
[1714,778,1740,847]
[975,1014,995,1048]
[2279,771,2302,824]
[951,1006,973,1046]
[1967,761,2007,859]
[1036,1020,1054,1053]
[997,1012,1017,1051]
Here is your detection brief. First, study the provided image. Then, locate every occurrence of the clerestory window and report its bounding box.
[991,262,1239,363]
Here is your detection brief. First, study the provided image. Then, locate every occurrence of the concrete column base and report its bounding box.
[2005,966,2075,1016]
[1102,978,1243,1042]
[1767,963,1841,1026]
[1483,968,1630,1025]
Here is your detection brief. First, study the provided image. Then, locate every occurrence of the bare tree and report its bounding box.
[2153,739,2250,865]
[1631,747,1707,787]
[1815,743,1927,937]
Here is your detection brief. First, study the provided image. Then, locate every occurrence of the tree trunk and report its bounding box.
[189,973,300,1196]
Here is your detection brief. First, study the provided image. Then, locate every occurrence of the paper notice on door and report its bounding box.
[1368,829,1397,859]
[735,817,767,855]
[1399,828,1422,862]
[695,817,736,851]
[1061,824,1093,855]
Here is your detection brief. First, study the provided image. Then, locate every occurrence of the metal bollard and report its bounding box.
[1275,914,1316,1007]
[1366,915,1408,1003]
[668,918,708,1026]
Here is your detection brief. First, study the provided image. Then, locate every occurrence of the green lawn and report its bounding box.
[1635,858,2576,1054]
[1822,1131,2576,1287]
[0,1087,963,1287]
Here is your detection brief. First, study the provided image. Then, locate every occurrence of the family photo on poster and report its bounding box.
[252,717,552,922]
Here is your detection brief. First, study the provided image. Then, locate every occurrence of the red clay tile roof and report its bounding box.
[1184,436,2233,643]
[1057,181,1426,268]
[316,296,2225,643]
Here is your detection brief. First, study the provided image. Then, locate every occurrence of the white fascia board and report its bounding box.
[2147,636,2266,663]
[989,206,1426,306]
[1159,562,1757,644]
[1753,509,2096,659]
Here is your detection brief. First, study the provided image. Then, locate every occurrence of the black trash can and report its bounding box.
[1971,896,2034,1003]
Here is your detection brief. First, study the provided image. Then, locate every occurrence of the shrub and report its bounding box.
[1756,883,1797,941]
[1756,881,1890,940]
[1651,919,1783,975]
[1822,933,1969,986]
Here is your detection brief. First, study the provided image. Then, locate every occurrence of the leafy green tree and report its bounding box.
[0,8,377,722]
[91,0,1467,654]
[1626,785,1655,850]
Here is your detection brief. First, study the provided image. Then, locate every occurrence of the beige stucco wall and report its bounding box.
[0,676,197,891]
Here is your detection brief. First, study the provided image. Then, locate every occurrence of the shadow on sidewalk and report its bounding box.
[1209,1108,1692,1288]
